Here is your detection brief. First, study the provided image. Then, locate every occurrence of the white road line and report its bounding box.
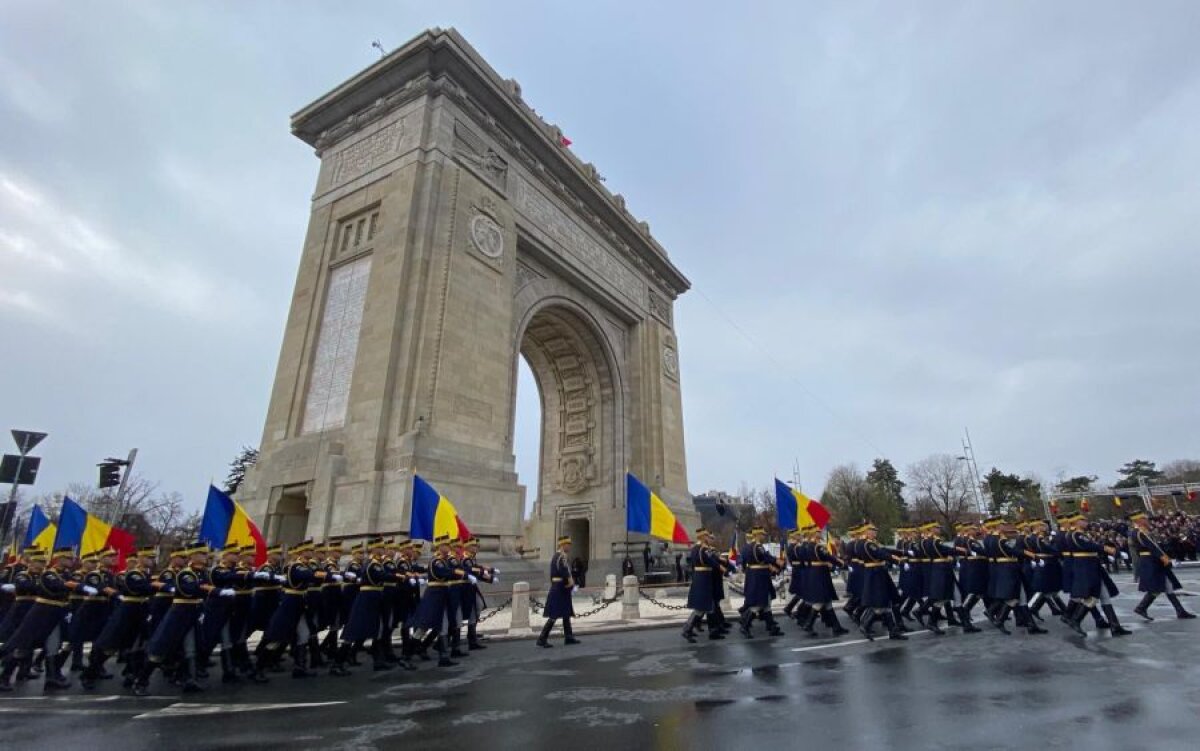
[134,700,347,719]
[790,630,934,653]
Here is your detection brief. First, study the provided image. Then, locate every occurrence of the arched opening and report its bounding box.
[512,302,621,564]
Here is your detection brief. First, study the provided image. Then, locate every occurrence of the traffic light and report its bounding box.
[99,461,123,489]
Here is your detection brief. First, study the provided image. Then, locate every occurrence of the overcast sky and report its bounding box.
[3,1,1198,514]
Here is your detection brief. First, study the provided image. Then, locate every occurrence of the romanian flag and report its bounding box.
[625,473,690,544]
[775,479,832,530]
[410,475,472,542]
[199,485,267,565]
[22,504,57,551]
[53,497,136,569]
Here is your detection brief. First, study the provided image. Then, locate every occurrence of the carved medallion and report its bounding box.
[559,455,588,494]
[470,213,504,259]
[662,345,679,379]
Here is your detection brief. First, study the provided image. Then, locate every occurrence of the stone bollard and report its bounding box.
[621,575,641,620]
[604,574,617,600]
[510,581,531,633]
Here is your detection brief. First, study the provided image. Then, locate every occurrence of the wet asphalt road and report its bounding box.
[3,572,1199,751]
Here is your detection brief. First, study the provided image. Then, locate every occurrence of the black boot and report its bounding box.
[1051,595,1069,617]
[763,611,784,637]
[738,609,754,638]
[450,630,467,658]
[1019,606,1047,634]
[69,642,85,672]
[132,659,157,696]
[992,605,1012,635]
[467,623,486,650]
[1090,607,1110,630]
[899,598,916,622]
[80,650,106,690]
[892,606,912,632]
[783,595,800,618]
[707,613,726,639]
[800,608,819,637]
[859,611,878,641]
[884,611,908,640]
[180,657,203,693]
[913,601,929,628]
[536,619,554,648]
[329,644,351,677]
[1065,601,1088,637]
[926,606,945,635]
[943,604,962,627]
[0,659,16,692]
[370,642,394,671]
[43,651,72,692]
[436,636,458,667]
[563,619,580,645]
[291,645,317,678]
[958,606,981,633]
[1134,593,1157,621]
[220,649,243,684]
[822,608,850,635]
[1167,593,1196,619]
[1102,605,1131,636]
[682,614,699,643]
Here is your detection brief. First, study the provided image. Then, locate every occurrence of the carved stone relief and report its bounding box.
[327,120,405,188]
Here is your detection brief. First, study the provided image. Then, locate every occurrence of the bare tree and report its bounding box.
[820,464,899,537]
[907,454,973,530]
[1161,460,1200,484]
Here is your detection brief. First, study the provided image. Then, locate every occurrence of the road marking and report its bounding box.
[134,700,346,719]
[791,630,933,653]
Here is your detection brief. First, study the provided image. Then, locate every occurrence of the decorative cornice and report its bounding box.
[290,27,689,297]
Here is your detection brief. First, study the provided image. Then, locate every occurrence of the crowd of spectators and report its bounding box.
[1090,511,1200,568]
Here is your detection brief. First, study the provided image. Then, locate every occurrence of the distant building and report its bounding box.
[693,491,753,544]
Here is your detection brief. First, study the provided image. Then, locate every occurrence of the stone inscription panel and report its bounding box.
[329,120,405,185]
[513,176,644,308]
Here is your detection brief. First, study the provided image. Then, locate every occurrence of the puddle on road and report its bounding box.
[453,709,525,726]
[385,699,446,716]
[561,706,641,727]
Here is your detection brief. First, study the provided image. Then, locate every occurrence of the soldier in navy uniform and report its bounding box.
[781,529,809,626]
[1061,515,1131,637]
[135,542,229,694]
[1026,519,1067,620]
[915,522,960,635]
[0,554,17,624]
[537,535,581,648]
[0,549,37,649]
[377,540,402,666]
[416,534,469,664]
[954,522,989,631]
[318,542,348,663]
[682,529,722,642]
[792,529,817,634]
[145,547,184,659]
[81,546,159,689]
[256,540,337,678]
[199,544,246,682]
[798,525,848,637]
[709,544,734,636]
[396,540,425,666]
[738,527,784,638]
[857,523,907,640]
[444,539,470,658]
[228,544,265,681]
[250,544,284,672]
[338,542,364,665]
[333,537,391,674]
[460,536,497,651]
[983,519,1046,634]
[1130,511,1195,621]
[842,525,866,624]
[894,527,919,623]
[66,548,115,672]
[302,543,330,669]
[0,546,90,691]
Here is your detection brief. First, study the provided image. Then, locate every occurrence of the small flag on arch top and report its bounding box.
[410,475,472,542]
[626,473,690,544]
[774,479,832,530]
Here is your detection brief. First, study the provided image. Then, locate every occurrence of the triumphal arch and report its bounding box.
[240,28,694,568]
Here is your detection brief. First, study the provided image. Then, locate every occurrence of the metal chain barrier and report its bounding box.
[476,597,512,624]
[529,596,544,614]
[638,588,691,611]
[573,596,620,619]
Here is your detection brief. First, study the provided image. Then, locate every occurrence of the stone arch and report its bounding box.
[511,290,628,521]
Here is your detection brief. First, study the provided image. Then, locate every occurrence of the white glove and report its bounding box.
[64,613,72,624]
[219,588,235,597]
[1,584,14,593]
[903,563,911,571]
[253,570,271,580]
[197,614,205,625]
[331,574,343,582]
[418,578,427,586]
[468,575,478,585]
[493,567,501,575]
[493,575,501,584]
[344,572,357,581]
[82,585,98,596]
[572,585,579,593]
[274,574,286,583]
[407,577,417,585]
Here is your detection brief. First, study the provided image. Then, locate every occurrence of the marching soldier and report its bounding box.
[781,529,809,627]
[738,527,784,638]
[460,536,497,651]
[1061,516,1131,637]
[1130,511,1196,621]
[0,546,91,692]
[894,527,920,623]
[67,549,114,672]
[319,542,349,664]
[226,544,264,681]
[537,535,581,648]
[709,544,734,636]
[135,542,230,695]
[798,525,848,637]
[81,546,158,689]
[842,524,866,624]
[952,522,987,632]
[916,521,961,635]
[1026,519,1068,620]
[334,537,392,674]
[257,540,338,679]
[416,534,468,663]
[983,519,1046,634]
[0,549,37,649]
[199,543,248,682]
[250,544,284,672]
[857,522,907,641]
[397,540,425,665]
[682,528,722,642]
